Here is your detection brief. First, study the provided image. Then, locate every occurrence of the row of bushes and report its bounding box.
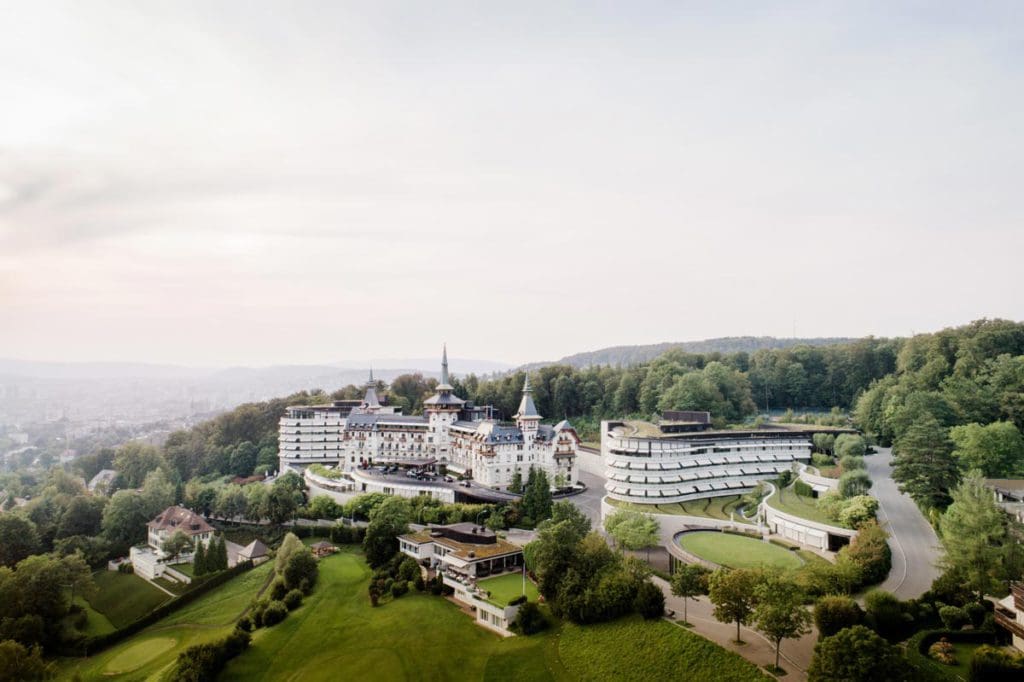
[793,520,891,597]
[170,628,251,682]
[237,533,319,634]
[368,554,429,605]
[58,560,256,656]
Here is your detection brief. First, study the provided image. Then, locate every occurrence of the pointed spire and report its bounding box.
[515,374,540,419]
[368,365,374,384]
[438,343,452,389]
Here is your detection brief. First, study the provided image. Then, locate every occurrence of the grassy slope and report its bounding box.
[56,562,274,681]
[560,617,768,681]
[677,532,803,570]
[222,549,766,682]
[87,571,172,629]
[767,486,850,528]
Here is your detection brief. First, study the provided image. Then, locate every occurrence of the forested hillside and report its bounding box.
[853,319,1024,509]
[523,336,858,370]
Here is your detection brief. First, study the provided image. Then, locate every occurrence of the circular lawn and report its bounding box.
[676,531,803,570]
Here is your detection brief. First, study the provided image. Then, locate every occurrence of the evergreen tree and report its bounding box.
[509,469,523,494]
[940,470,1020,599]
[521,467,553,522]
[891,416,959,509]
[215,536,229,570]
[193,540,207,576]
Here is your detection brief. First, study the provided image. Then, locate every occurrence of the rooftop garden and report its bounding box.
[676,531,804,571]
[607,494,751,521]
[477,572,539,607]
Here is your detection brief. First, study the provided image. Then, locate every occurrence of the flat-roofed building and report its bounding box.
[602,416,820,505]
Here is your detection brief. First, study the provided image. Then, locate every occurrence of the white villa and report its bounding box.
[399,522,527,635]
[278,347,579,491]
[130,505,215,581]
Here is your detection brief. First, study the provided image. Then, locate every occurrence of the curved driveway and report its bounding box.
[865,447,942,598]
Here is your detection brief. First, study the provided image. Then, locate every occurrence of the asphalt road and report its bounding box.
[865,446,943,599]
[570,469,607,527]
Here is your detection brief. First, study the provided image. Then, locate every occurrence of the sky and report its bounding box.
[1,1,1022,368]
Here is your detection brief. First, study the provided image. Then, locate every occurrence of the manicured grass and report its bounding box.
[104,636,179,675]
[87,571,171,628]
[56,563,273,681]
[72,596,115,637]
[161,561,274,626]
[478,572,539,607]
[766,486,850,528]
[559,617,768,681]
[220,549,769,682]
[171,562,195,577]
[677,532,803,570]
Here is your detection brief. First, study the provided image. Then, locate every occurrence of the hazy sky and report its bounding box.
[1,1,1022,367]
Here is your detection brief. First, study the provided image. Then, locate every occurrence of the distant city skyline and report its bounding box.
[2,2,1022,367]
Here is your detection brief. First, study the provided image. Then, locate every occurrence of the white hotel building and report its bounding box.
[278,348,579,490]
[602,412,814,505]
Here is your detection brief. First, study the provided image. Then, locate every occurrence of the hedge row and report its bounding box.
[60,560,256,657]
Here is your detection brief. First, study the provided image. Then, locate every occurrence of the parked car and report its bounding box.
[443,476,454,483]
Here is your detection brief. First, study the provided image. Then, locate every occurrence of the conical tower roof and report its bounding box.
[515,375,540,419]
[362,368,380,408]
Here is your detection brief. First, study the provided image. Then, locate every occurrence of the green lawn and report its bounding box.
[171,562,195,577]
[72,596,115,637]
[766,485,850,528]
[56,562,274,681]
[478,572,539,607]
[87,571,172,629]
[559,618,768,681]
[676,532,803,570]
[219,549,768,681]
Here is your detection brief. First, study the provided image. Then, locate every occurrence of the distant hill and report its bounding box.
[522,336,859,370]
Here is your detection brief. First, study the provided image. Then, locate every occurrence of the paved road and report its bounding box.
[570,470,607,527]
[865,447,942,599]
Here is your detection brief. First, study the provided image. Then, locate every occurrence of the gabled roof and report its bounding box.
[147,505,214,536]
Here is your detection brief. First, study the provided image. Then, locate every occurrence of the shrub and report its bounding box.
[811,452,834,468]
[837,496,879,528]
[236,615,253,632]
[928,637,956,665]
[838,455,866,471]
[969,645,1024,681]
[776,470,793,488]
[814,595,863,637]
[513,602,548,635]
[793,479,814,498]
[262,601,288,627]
[838,470,872,498]
[283,550,319,594]
[509,595,527,606]
[864,589,909,640]
[634,580,665,620]
[269,578,288,601]
[939,605,969,631]
[283,589,303,611]
[844,520,890,585]
[414,575,425,592]
[965,602,987,629]
[391,581,408,598]
[398,556,420,583]
[170,630,250,682]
